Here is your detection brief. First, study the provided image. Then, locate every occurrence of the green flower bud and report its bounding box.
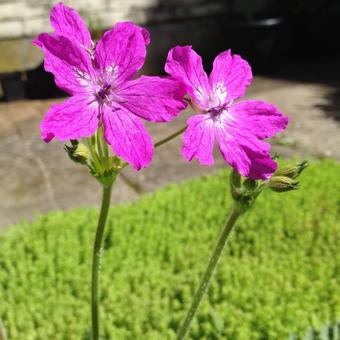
[274,160,308,179]
[268,176,299,192]
[64,142,89,165]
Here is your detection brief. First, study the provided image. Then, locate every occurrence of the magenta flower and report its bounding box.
[33,3,186,170]
[165,46,288,179]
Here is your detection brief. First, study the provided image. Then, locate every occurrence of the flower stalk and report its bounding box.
[121,126,187,170]
[88,124,188,339]
[154,126,187,148]
[176,161,308,339]
[176,203,243,340]
[87,126,189,339]
[91,178,116,340]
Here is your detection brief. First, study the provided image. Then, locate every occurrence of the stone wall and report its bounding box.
[0,0,276,74]
[0,0,225,39]
[0,0,278,40]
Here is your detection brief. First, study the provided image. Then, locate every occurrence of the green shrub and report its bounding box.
[0,160,339,339]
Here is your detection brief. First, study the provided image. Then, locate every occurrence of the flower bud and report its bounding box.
[268,176,299,192]
[64,142,89,165]
[274,161,308,179]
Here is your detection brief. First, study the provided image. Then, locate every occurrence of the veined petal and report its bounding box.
[243,147,277,180]
[182,115,215,165]
[102,104,154,170]
[209,50,252,102]
[165,46,210,108]
[118,76,187,122]
[94,22,147,82]
[33,33,94,94]
[215,117,276,179]
[231,100,288,139]
[50,2,91,49]
[40,94,99,142]
[34,33,93,75]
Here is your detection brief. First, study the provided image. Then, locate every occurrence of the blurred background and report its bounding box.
[0,0,339,228]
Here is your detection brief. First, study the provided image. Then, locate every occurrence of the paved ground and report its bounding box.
[1,64,339,230]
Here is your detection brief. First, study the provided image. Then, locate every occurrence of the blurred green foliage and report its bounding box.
[289,320,340,339]
[0,160,339,339]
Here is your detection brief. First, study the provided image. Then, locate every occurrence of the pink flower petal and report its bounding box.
[40,94,99,142]
[50,2,91,49]
[165,46,210,108]
[182,115,215,165]
[231,100,288,139]
[33,33,94,94]
[102,104,154,170]
[94,22,147,82]
[209,50,252,102]
[215,117,276,179]
[243,147,277,180]
[34,33,93,75]
[118,76,187,122]
[139,27,150,45]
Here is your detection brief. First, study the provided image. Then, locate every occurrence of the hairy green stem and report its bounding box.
[120,126,187,170]
[176,204,242,340]
[154,126,187,148]
[91,181,114,340]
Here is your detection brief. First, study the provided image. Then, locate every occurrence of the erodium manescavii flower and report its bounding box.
[33,2,186,170]
[165,46,288,179]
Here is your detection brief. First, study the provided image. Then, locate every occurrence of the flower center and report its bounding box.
[96,83,111,101]
[208,106,223,120]
[94,64,122,105]
[205,82,229,118]
[210,82,227,107]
